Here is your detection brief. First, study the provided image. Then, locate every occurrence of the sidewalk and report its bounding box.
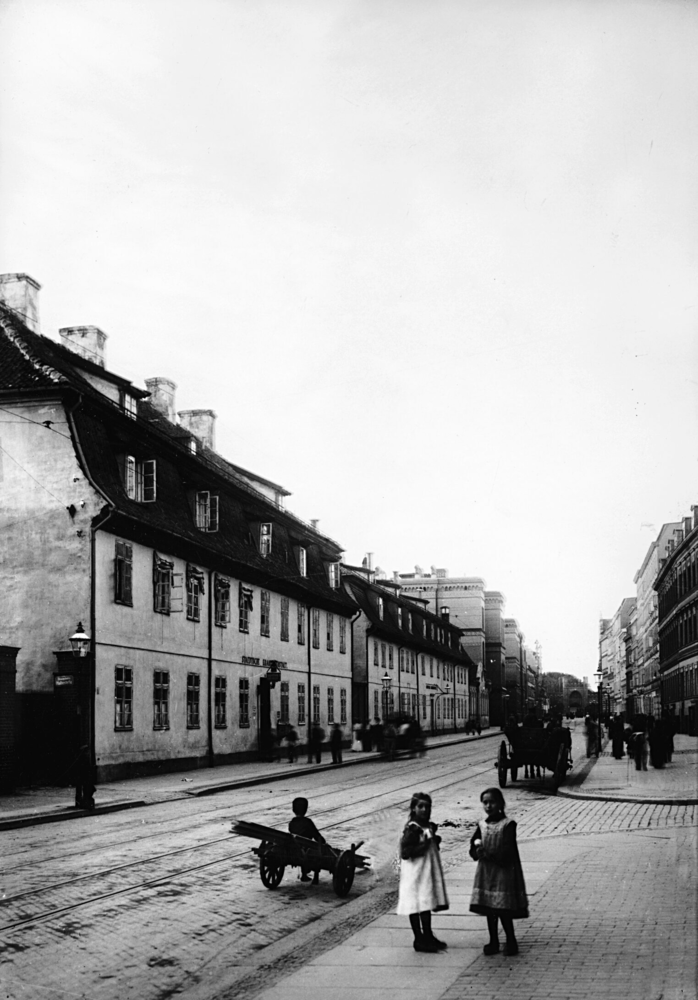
[560,726,698,805]
[0,729,498,831]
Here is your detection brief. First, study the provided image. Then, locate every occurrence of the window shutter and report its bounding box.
[209,494,219,532]
[195,491,210,529]
[125,456,136,499]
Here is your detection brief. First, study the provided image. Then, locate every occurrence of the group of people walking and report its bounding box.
[585,712,676,770]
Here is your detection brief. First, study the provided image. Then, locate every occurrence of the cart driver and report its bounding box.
[289,797,326,884]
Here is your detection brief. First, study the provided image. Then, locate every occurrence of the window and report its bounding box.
[407,613,412,632]
[260,522,273,556]
[279,681,290,724]
[239,583,253,632]
[195,491,219,532]
[339,617,347,654]
[313,684,321,724]
[153,670,169,729]
[374,689,379,720]
[280,596,290,641]
[340,687,347,724]
[215,576,231,626]
[377,596,384,620]
[374,641,379,666]
[115,665,133,730]
[260,590,271,637]
[388,646,394,670]
[421,655,425,676]
[215,676,227,727]
[430,656,434,677]
[119,389,137,419]
[298,682,306,725]
[115,540,133,606]
[297,603,306,644]
[125,457,157,502]
[381,643,386,669]
[399,649,405,673]
[312,608,320,648]
[326,612,334,651]
[239,677,250,727]
[397,607,403,629]
[422,694,427,719]
[328,562,341,588]
[153,553,174,614]
[187,565,205,621]
[187,673,201,728]
[328,687,335,723]
[296,546,307,577]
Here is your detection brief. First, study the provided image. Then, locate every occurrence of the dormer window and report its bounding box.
[377,596,384,620]
[407,612,412,632]
[295,546,307,577]
[260,523,273,557]
[124,456,156,502]
[397,607,403,629]
[328,563,341,589]
[189,439,197,454]
[195,492,219,532]
[119,390,137,419]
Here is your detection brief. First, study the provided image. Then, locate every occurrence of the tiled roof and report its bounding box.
[0,305,353,615]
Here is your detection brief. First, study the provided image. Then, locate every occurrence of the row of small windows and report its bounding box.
[659,600,698,661]
[114,667,347,731]
[114,541,346,651]
[372,640,464,683]
[371,689,470,724]
[662,662,698,703]
[375,596,451,646]
[117,464,341,585]
[658,544,698,617]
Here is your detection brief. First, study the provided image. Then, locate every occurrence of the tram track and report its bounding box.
[1,747,497,932]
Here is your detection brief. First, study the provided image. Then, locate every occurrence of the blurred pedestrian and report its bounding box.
[610,715,625,759]
[73,745,96,810]
[630,721,649,771]
[469,787,528,956]
[285,724,298,764]
[330,723,343,764]
[384,720,397,761]
[370,717,384,752]
[584,715,598,758]
[310,722,324,764]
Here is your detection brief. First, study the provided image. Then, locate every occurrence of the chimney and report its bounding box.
[310,519,319,530]
[440,606,451,623]
[59,326,107,368]
[684,516,693,536]
[693,505,698,530]
[146,378,177,423]
[177,408,216,449]
[0,273,41,332]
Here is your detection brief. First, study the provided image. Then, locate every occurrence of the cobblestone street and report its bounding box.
[1,735,696,1000]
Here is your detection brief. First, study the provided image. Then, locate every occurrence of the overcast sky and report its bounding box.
[1,0,696,682]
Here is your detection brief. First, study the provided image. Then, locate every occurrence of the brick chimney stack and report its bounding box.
[59,326,108,367]
[145,378,177,423]
[178,409,216,450]
[0,273,41,332]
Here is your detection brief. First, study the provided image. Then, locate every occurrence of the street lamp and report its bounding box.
[69,622,91,658]
[381,671,392,721]
[594,669,603,756]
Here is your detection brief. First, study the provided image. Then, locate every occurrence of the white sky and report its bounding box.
[1,0,696,681]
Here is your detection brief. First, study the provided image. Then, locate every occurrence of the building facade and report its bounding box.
[345,568,477,734]
[655,508,698,735]
[0,274,355,783]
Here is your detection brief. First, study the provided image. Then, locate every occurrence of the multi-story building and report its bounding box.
[344,566,475,734]
[599,598,635,717]
[504,618,525,718]
[655,507,698,735]
[0,273,355,784]
[542,672,590,718]
[632,522,682,717]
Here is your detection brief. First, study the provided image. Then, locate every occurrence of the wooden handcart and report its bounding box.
[231,819,369,897]
[497,725,573,790]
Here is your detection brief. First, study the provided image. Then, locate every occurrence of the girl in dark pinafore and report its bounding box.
[469,787,528,956]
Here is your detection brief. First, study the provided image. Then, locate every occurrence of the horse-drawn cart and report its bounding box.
[231,819,369,897]
[497,725,572,790]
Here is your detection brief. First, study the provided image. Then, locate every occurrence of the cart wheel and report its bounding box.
[259,844,285,889]
[552,744,568,789]
[510,765,518,782]
[497,742,508,788]
[332,851,355,897]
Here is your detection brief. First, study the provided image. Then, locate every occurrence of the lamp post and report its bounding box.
[594,670,603,756]
[382,671,392,722]
[69,622,91,659]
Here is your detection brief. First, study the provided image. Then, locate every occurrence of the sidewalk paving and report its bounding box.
[0,729,498,830]
[1,724,695,831]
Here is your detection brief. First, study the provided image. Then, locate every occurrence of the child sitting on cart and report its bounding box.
[289,797,326,884]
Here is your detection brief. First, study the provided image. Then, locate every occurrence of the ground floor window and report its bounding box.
[374,689,379,720]
[153,670,169,729]
[313,684,321,724]
[298,682,306,725]
[215,676,227,728]
[239,677,250,727]
[115,665,133,730]
[327,687,335,723]
[340,687,347,724]
[280,681,290,724]
[187,673,201,728]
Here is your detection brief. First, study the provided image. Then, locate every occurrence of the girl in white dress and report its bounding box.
[396,792,449,953]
